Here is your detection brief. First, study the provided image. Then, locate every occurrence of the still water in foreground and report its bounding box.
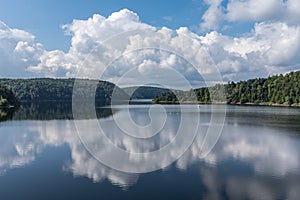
[0,103,300,200]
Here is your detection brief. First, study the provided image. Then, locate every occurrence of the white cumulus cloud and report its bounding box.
[200,0,225,32]
[226,0,300,24]
[1,8,300,85]
[0,21,44,77]
[199,21,300,80]
[29,9,219,88]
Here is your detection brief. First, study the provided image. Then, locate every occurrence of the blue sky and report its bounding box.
[0,0,209,50]
[0,0,299,84]
[0,0,252,51]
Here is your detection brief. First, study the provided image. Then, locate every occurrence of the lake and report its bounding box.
[0,103,300,200]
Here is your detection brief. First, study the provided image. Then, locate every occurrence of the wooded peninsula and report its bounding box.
[153,71,300,107]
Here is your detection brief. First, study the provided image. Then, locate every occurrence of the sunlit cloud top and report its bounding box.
[0,0,299,86]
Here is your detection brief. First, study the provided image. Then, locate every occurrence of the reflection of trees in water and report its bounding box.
[1,102,113,121]
[12,102,73,120]
[0,108,15,121]
[1,105,300,194]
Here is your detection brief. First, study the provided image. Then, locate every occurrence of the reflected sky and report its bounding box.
[0,105,300,199]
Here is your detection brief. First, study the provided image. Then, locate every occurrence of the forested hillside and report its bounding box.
[0,78,128,105]
[0,84,19,108]
[123,86,171,99]
[226,71,300,105]
[153,71,300,107]
[1,71,299,107]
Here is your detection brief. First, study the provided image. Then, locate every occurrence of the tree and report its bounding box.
[153,70,300,106]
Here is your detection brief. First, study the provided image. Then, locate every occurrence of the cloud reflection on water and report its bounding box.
[0,105,300,198]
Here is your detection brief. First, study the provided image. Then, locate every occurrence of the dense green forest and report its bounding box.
[0,84,19,108]
[1,70,299,110]
[0,78,128,105]
[153,71,300,107]
[123,86,171,99]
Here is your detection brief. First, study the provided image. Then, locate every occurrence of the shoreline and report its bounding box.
[153,101,300,108]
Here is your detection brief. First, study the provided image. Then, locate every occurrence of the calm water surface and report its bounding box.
[0,103,300,200]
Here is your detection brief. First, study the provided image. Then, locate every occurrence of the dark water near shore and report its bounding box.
[0,103,300,200]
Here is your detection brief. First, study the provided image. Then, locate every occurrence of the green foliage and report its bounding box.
[0,78,128,105]
[123,86,171,99]
[225,71,300,106]
[152,83,226,104]
[0,84,19,108]
[153,71,300,107]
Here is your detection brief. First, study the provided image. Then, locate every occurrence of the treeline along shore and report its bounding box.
[0,71,300,112]
[153,71,300,107]
[0,78,128,105]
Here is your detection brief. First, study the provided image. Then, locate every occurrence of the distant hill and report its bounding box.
[123,86,171,99]
[153,71,300,107]
[0,78,128,105]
